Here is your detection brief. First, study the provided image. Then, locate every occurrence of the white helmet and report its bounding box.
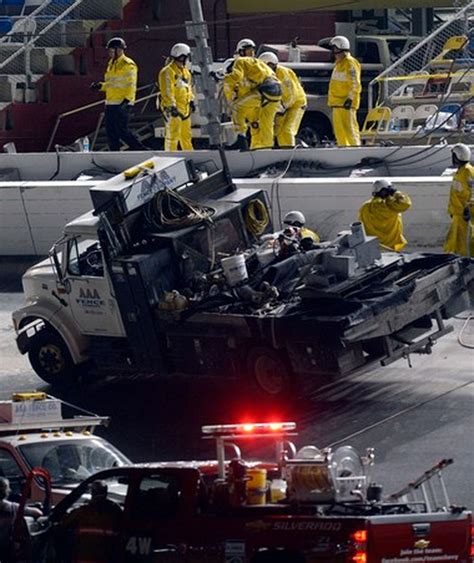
[258,51,279,65]
[283,210,306,227]
[372,178,393,196]
[452,143,471,162]
[170,43,191,59]
[236,38,256,53]
[329,35,350,51]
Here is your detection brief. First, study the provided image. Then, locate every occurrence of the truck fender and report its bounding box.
[15,301,90,365]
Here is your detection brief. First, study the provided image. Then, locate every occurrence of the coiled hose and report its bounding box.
[245,198,270,236]
[146,189,215,230]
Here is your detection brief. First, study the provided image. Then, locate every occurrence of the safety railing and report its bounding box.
[369,1,474,109]
[47,83,158,151]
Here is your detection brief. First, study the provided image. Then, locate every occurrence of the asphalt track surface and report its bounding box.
[1,260,473,508]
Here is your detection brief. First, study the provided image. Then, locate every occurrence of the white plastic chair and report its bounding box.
[1,17,36,45]
[413,104,438,129]
[388,105,415,132]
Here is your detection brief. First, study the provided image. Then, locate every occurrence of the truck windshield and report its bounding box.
[18,438,130,486]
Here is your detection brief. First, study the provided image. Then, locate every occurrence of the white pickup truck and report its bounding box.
[0,392,130,504]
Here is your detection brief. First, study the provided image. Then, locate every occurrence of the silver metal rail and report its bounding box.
[47,84,157,151]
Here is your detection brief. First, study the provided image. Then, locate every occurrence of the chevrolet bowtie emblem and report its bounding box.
[245,520,271,533]
[414,539,430,549]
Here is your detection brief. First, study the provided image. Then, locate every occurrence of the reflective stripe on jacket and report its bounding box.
[101,54,138,105]
[158,61,194,114]
[328,54,361,109]
[275,65,306,109]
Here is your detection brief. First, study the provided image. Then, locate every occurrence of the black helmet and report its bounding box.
[107,37,126,50]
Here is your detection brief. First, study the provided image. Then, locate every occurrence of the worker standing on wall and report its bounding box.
[90,37,146,151]
[223,54,282,151]
[444,143,474,256]
[327,36,361,147]
[158,43,195,151]
[258,52,307,148]
[359,179,412,251]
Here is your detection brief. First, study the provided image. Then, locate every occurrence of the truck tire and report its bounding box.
[297,114,332,147]
[28,330,76,386]
[246,347,292,396]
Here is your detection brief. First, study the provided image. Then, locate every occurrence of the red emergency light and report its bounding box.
[350,529,368,563]
[202,422,296,436]
[470,524,474,557]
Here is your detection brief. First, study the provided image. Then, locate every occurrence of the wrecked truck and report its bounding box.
[12,155,474,394]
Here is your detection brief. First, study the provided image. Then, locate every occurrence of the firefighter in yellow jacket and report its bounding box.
[90,37,145,151]
[223,53,282,151]
[328,36,361,147]
[158,43,195,151]
[359,179,412,251]
[444,143,474,256]
[258,52,307,148]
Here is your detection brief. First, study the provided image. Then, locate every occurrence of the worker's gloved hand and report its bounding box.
[343,98,352,110]
[169,106,180,118]
[463,206,471,222]
[120,99,130,110]
[89,81,102,92]
[189,100,196,113]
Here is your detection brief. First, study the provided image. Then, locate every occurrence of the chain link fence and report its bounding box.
[369,1,474,109]
[0,0,124,95]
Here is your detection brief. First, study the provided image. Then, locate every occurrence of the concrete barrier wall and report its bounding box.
[0,177,453,256]
[0,181,95,255]
[243,176,452,249]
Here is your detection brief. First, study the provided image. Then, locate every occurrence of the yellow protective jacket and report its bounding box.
[275,65,306,109]
[223,57,275,103]
[358,191,412,251]
[447,163,473,217]
[158,60,194,115]
[328,54,361,110]
[300,227,320,243]
[101,54,138,105]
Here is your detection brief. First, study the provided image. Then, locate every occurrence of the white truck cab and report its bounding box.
[13,212,125,385]
[0,393,130,504]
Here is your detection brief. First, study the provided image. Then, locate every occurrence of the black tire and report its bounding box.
[297,114,332,147]
[246,346,292,396]
[28,330,77,386]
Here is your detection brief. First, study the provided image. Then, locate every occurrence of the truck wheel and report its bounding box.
[247,347,291,396]
[28,330,76,386]
[298,114,332,147]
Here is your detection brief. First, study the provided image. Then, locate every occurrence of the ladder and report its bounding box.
[387,458,454,512]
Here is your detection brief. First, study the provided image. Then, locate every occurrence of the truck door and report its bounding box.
[62,236,125,336]
[0,447,28,499]
[50,471,131,562]
[123,469,200,562]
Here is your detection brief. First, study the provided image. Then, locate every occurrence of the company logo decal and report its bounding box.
[76,287,104,308]
[414,539,430,549]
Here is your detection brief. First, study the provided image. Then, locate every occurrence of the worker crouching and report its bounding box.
[224,42,282,150]
[359,180,412,252]
[259,52,307,148]
[328,36,361,147]
[444,143,474,257]
[158,43,195,151]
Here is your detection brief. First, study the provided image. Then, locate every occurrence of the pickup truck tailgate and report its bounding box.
[368,512,472,561]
